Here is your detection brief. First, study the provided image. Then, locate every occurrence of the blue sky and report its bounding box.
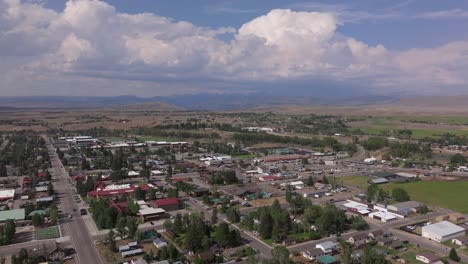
[43,0,468,50]
[0,0,468,96]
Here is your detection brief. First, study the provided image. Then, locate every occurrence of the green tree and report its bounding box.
[450,153,467,165]
[173,213,183,235]
[270,246,291,264]
[107,229,117,252]
[148,188,156,200]
[0,162,7,177]
[134,186,145,200]
[226,207,240,223]
[126,217,139,239]
[449,248,461,262]
[211,207,218,224]
[392,187,410,202]
[32,213,43,227]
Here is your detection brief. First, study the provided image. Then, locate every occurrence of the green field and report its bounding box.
[358,126,468,139]
[35,226,60,240]
[233,153,258,159]
[137,136,167,142]
[381,181,468,213]
[340,175,370,189]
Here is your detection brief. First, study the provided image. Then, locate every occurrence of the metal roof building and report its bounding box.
[0,209,25,222]
[422,221,466,242]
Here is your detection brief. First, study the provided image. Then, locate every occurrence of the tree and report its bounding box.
[285,187,292,203]
[107,229,117,252]
[449,248,461,262]
[450,153,467,165]
[226,207,240,223]
[49,207,58,224]
[0,162,7,177]
[134,186,145,200]
[322,175,329,184]
[126,217,139,239]
[116,217,127,238]
[166,165,173,182]
[173,213,183,234]
[306,176,314,186]
[149,188,156,200]
[259,208,273,239]
[360,246,390,264]
[392,188,410,202]
[1,219,16,245]
[211,207,218,224]
[47,182,54,196]
[32,213,43,227]
[270,246,291,264]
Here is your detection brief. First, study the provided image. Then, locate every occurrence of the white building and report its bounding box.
[316,241,337,254]
[290,181,305,190]
[422,221,465,242]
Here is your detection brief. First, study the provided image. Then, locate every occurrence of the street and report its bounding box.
[45,136,103,264]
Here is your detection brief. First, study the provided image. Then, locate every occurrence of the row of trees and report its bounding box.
[208,170,239,185]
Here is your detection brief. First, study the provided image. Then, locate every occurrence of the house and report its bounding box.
[302,248,325,260]
[422,221,466,242]
[452,236,468,246]
[138,208,166,222]
[347,232,368,246]
[448,213,465,223]
[387,201,423,216]
[370,177,388,185]
[389,240,404,250]
[368,230,384,240]
[150,198,180,211]
[190,187,209,197]
[153,237,168,248]
[415,252,439,263]
[316,241,337,254]
[0,189,15,201]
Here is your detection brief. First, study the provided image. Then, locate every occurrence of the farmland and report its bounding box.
[381,180,468,213]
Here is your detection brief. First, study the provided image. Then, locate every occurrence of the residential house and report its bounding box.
[347,232,368,247]
[452,236,468,246]
[316,241,337,254]
[415,253,439,264]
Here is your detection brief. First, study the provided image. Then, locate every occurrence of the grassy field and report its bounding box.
[358,126,468,139]
[137,136,167,142]
[381,180,468,213]
[340,175,370,189]
[35,226,60,240]
[233,153,258,159]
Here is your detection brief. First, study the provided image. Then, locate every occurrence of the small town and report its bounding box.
[0,115,468,264]
[1,0,468,264]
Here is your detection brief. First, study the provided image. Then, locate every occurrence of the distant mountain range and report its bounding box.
[0,94,399,110]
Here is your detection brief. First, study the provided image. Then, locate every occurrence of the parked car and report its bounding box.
[80,209,87,215]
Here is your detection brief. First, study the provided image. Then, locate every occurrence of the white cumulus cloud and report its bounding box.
[0,0,467,96]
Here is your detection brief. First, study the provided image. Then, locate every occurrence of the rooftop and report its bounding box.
[0,209,25,222]
[423,221,465,235]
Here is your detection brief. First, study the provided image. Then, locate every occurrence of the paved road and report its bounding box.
[45,136,103,264]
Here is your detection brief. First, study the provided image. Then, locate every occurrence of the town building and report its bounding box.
[150,198,180,211]
[422,221,466,242]
[138,208,166,222]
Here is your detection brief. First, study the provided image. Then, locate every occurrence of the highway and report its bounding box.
[45,137,103,264]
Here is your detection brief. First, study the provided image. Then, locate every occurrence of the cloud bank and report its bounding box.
[0,0,467,96]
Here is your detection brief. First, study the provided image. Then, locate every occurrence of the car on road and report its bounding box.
[80,209,87,215]
[73,209,77,212]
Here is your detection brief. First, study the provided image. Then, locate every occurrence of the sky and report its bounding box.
[1,0,468,97]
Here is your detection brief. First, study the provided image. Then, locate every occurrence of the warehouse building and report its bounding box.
[422,221,465,242]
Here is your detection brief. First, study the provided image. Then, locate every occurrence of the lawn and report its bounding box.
[137,136,167,142]
[340,175,370,189]
[35,226,60,240]
[358,126,468,139]
[381,180,468,213]
[233,153,258,159]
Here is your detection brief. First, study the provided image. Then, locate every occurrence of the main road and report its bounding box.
[45,136,103,264]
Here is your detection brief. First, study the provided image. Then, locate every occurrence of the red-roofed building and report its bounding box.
[71,175,86,181]
[87,184,152,199]
[171,177,191,183]
[150,198,180,211]
[259,175,281,182]
[109,200,128,214]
